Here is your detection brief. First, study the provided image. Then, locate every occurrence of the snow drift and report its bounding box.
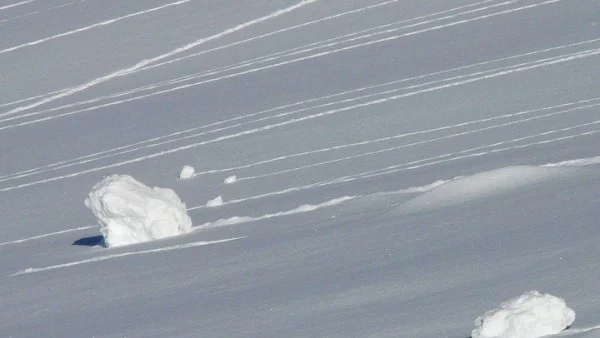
[85,175,192,247]
[472,290,575,338]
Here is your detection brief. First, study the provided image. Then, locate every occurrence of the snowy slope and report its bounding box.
[1,0,600,337]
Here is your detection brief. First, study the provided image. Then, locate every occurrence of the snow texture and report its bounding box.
[206,195,224,207]
[179,165,195,179]
[472,290,576,338]
[84,175,192,247]
[224,175,237,184]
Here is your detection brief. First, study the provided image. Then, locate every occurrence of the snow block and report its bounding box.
[179,165,195,179]
[472,290,575,338]
[85,175,192,247]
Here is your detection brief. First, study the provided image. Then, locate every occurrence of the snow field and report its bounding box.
[472,290,575,338]
[85,175,192,247]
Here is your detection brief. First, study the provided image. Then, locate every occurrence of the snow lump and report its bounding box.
[472,290,575,338]
[179,165,195,179]
[85,174,192,247]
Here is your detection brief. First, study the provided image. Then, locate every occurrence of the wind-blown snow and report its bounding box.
[472,290,576,338]
[84,175,192,247]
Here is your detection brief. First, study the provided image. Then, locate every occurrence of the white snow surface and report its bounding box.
[85,175,192,247]
[2,0,600,337]
[472,290,576,338]
[179,165,195,179]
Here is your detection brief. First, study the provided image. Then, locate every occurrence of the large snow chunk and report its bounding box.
[85,175,192,247]
[179,165,195,179]
[472,290,575,338]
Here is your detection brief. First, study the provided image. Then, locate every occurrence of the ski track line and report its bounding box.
[139,0,500,72]
[0,1,78,25]
[2,48,587,184]
[8,237,244,277]
[0,0,490,114]
[188,122,600,210]
[0,0,192,56]
[1,0,320,118]
[236,102,600,182]
[0,88,66,109]
[0,226,94,247]
[191,196,356,226]
[1,46,598,192]
[192,97,600,177]
[3,36,597,184]
[1,194,354,249]
[0,0,565,126]
[0,0,38,11]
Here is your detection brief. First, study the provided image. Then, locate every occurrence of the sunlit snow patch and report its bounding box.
[179,165,195,179]
[85,175,192,247]
[472,290,575,338]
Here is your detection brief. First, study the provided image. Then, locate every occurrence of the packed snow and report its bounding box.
[472,290,576,338]
[84,175,192,247]
[179,165,195,179]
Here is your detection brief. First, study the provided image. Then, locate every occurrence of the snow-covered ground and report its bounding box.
[1,0,600,337]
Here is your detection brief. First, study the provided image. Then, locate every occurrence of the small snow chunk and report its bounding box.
[472,290,575,338]
[224,175,237,184]
[85,175,192,248]
[206,195,224,207]
[179,165,195,179]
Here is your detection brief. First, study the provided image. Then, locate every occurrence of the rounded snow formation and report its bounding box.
[206,195,224,207]
[472,290,575,338]
[224,175,237,184]
[179,165,195,179]
[85,175,193,247]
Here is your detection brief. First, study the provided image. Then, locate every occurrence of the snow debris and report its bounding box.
[224,175,237,184]
[85,175,192,247]
[206,195,224,207]
[179,165,195,179]
[472,290,575,338]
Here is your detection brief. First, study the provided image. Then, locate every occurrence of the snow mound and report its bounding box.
[179,165,195,179]
[398,165,569,214]
[206,196,223,207]
[85,175,192,247]
[472,290,575,338]
[224,175,237,184]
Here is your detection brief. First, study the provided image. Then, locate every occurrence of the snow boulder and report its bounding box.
[472,290,575,338]
[85,175,192,247]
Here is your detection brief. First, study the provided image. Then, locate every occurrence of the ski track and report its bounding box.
[0,226,94,247]
[2,34,598,184]
[1,45,599,192]
[187,123,600,210]
[0,0,39,11]
[0,0,320,118]
[0,1,79,25]
[8,237,244,277]
[0,0,192,56]
[4,43,598,185]
[0,0,489,110]
[0,0,568,125]
[234,102,600,183]
[137,0,500,72]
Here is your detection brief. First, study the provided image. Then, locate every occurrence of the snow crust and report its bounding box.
[472,290,575,338]
[179,165,195,179]
[84,175,192,247]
